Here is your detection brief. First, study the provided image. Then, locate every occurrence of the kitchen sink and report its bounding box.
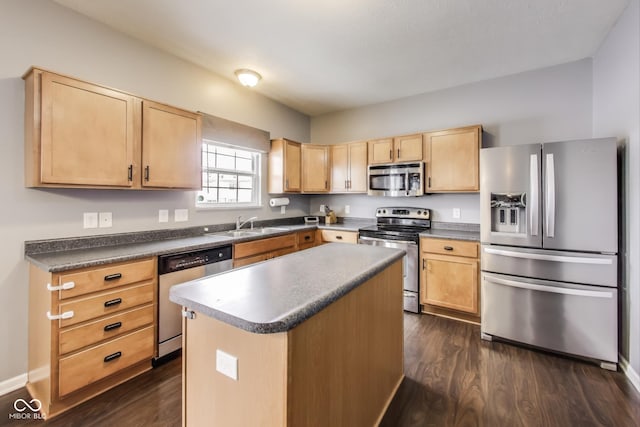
[214,227,291,238]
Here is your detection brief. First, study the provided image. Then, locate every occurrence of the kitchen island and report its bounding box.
[170,243,405,427]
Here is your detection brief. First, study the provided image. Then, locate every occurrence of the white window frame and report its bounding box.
[196,140,262,209]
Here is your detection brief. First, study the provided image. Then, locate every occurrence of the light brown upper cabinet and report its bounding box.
[330,141,367,193]
[301,144,330,193]
[141,101,201,188]
[424,125,482,192]
[368,134,423,164]
[268,138,301,193]
[23,68,202,189]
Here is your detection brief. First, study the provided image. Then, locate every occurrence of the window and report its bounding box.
[196,141,261,208]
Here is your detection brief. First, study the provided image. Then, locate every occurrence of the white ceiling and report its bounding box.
[52,0,629,117]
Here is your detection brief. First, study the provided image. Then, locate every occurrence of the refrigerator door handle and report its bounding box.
[529,154,539,236]
[483,247,613,265]
[545,153,555,238]
[483,274,614,299]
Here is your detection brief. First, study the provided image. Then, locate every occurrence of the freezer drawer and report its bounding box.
[481,272,617,364]
[481,245,617,287]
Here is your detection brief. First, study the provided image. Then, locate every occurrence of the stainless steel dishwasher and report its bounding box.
[156,245,233,364]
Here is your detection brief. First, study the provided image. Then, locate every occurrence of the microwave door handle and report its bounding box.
[529,154,539,236]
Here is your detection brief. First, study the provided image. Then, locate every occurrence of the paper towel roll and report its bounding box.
[269,197,290,207]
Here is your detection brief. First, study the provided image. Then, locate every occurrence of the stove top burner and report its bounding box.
[358,207,431,242]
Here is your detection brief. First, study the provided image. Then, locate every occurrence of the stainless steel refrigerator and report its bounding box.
[480,138,618,370]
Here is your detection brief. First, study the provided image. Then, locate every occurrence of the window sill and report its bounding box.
[195,203,263,211]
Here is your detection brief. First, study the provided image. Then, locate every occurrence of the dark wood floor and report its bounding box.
[1,314,638,426]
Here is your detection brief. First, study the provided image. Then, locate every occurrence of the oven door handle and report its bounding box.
[358,236,417,246]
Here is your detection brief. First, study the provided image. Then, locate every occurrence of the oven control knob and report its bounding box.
[417,210,421,215]
[383,209,387,214]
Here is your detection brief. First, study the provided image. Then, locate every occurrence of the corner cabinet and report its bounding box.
[27,258,156,419]
[23,68,202,189]
[424,125,481,192]
[268,138,301,193]
[420,237,480,323]
[330,141,367,193]
[301,144,330,193]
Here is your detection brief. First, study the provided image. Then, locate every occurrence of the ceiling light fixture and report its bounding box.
[234,69,262,87]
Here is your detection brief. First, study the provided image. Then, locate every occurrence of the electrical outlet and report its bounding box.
[319,204,326,213]
[158,209,169,223]
[216,349,238,380]
[83,212,98,229]
[345,205,350,214]
[453,208,461,219]
[174,209,189,222]
[98,212,112,228]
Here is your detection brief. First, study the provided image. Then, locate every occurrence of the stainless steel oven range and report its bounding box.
[358,207,430,313]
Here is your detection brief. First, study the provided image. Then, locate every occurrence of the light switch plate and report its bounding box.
[216,349,238,381]
[83,212,98,229]
[345,205,350,214]
[174,209,189,222]
[98,212,112,228]
[158,209,169,223]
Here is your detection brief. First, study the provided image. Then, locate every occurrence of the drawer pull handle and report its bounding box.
[104,298,122,308]
[304,236,311,241]
[444,246,454,251]
[104,351,122,363]
[336,235,343,240]
[104,322,122,332]
[104,273,122,281]
[46,310,74,321]
[47,281,75,292]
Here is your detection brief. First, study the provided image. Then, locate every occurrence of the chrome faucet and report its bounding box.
[236,215,258,230]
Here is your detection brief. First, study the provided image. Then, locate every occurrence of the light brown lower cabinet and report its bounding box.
[27,258,157,419]
[420,238,480,323]
[233,234,297,267]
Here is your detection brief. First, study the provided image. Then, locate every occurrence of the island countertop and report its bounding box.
[169,243,405,334]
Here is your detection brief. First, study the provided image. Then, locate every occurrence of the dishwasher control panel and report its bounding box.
[158,245,233,274]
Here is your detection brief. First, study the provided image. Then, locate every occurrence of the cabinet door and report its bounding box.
[302,145,329,193]
[421,254,478,314]
[284,140,302,192]
[40,72,136,187]
[425,126,480,192]
[348,142,368,192]
[141,100,201,189]
[394,134,423,162]
[330,144,349,192]
[368,138,394,164]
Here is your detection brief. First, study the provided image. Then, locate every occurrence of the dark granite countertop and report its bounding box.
[169,243,405,334]
[419,222,480,242]
[26,224,318,272]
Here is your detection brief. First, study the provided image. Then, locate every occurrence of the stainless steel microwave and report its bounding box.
[367,162,425,197]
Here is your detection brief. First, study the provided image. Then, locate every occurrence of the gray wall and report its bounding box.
[593,0,640,381]
[0,0,310,385]
[309,59,593,222]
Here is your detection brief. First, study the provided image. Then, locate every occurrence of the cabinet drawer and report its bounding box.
[58,326,154,397]
[59,304,154,355]
[297,230,316,249]
[421,238,478,258]
[56,258,155,299]
[234,234,296,259]
[321,230,358,244]
[59,283,154,327]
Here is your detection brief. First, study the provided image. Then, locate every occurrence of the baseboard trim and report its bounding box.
[0,373,27,396]
[620,355,640,393]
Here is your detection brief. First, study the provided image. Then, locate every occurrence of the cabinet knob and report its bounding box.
[444,246,454,251]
